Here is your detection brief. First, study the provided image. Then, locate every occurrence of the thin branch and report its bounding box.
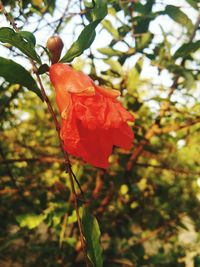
[2,155,200,177]
[0,156,63,164]
[157,118,200,134]
[135,162,200,176]
[53,1,72,34]
[33,59,89,267]
[107,259,135,267]
[0,2,89,265]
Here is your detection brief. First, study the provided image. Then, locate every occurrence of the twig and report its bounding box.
[0,2,89,266]
[0,2,18,31]
[71,168,85,197]
[135,162,200,176]
[2,156,200,177]
[53,1,72,34]
[59,213,68,248]
[34,56,89,267]
[107,258,135,267]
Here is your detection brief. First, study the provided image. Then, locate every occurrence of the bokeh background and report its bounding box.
[0,0,200,266]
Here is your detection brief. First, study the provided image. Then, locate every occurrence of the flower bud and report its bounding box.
[46,36,64,64]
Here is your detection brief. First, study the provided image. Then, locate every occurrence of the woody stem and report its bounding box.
[36,73,89,266]
[0,2,89,266]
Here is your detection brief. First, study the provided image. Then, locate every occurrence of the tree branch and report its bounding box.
[0,2,89,265]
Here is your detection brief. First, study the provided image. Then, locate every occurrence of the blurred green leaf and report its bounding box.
[134,0,155,15]
[68,210,78,224]
[0,57,43,99]
[173,41,200,58]
[134,16,155,34]
[0,95,10,106]
[102,19,119,40]
[98,47,124,56]
[92,0,107,20]
[182,70,195,89]
[118,24,131,37]
[0,27,41,63]
[82,208,103,267]
[185,0,199,9]
[165,5,193,34]
[46,0,56,14]
[194,255,200,267]
[127,57,143,94]
[65,237,77,247]
[16,213,46,229]
[136,32,154,50]
[104,58,123,75]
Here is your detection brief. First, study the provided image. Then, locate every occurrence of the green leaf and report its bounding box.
[92,0,107,20]
[135,0,155,15]
[60,0,107,63]
[68,210,78,224]
[102,19,119,40]
[136,32,154,50]
[18,31,36,47]
[82,208,103,267]
[0,27,41,63]
[0,57,43,100]
[127,57,143,94]
[182,70,195,89]
[37,63,50,74]
[46,0,56,14]
[60,20,98,63]
[165,5,193,34]
[173,41,200,58]
[16,213,46,229]
[98,47,124,56]
[185,0,199,9]
[104,58,123,75]
[134,12,157,34]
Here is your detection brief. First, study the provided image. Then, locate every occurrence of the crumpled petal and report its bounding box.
[50,63,95,95]
[50,63,134,168]
[95,85,120,98]
[72,87,134,130]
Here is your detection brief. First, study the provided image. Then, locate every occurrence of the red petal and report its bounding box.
[61,115,113,168]
[112,123,134,150]
[50,63,135,168]
[72,88,134,129]
[50,63,95,96]
[95,85,120,98]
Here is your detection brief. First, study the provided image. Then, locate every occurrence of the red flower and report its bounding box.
[49,63,134,168]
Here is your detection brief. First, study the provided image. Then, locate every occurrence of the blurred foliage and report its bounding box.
[0,0,200,266]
